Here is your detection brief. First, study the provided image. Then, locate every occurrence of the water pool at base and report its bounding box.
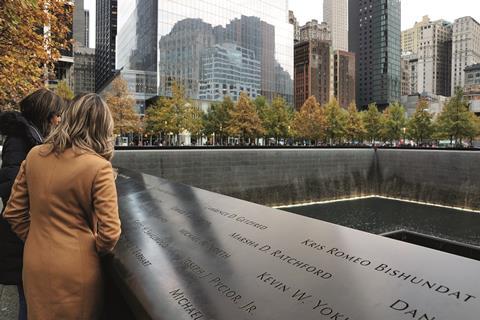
[281,197,480,247]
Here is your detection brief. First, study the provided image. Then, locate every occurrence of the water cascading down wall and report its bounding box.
[112,149,480,210]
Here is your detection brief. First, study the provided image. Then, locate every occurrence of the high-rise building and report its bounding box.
[451,17,480,93]
[74,46,95,95]
[299,20,331,42]
[294,39,332,109]
[199,43,261,101]
[323,0,349,51]
[402,53,418,95]
[334,50,356,108]
[415,19,452,96]
[84,10,90,48]
[401,55,411,96]
[401,15,431,54]
[116,0,293,109]
[95,0,117,92]
[349,0,401,108]
[73,0,86,47]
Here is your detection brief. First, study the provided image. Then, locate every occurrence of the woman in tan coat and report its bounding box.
[3,94,121,319]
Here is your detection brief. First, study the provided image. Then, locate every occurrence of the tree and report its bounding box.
[145,97,177,144]
[254,96,268,120]
[203,97,234,145]
[345,102,366,144]
[435,88,475,146]
[380,102,407,144]
[407,100,433,145]
[144,82,191,145]
[105,76,140,139]
[324,98,348,144]
[362,103,382,143]
[182,102,204,143]
[55,80,74,101]
[465,112,480,146]
[292,96,325,145]
[0,0,72,109]
[227,93,265,144]
[261,96,292,144]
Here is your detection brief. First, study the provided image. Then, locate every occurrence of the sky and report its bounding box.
[84,0,480,48]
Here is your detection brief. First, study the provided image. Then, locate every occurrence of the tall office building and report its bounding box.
[402,52,418,95]
[401,15,431,54]
[334,50,356,108]
[294,21,332,109]
[299,20,331,42]
[117,0,293,109]
[451,17,480,93]
[294,39,332,109]
[323,0,349,51]
[349,0,401,108]
[84,10,90,48]
[74,47,95,95]
[95,0,117,92]
[416,19,452,96]
[73,0,86,47]
[400,55,411,96]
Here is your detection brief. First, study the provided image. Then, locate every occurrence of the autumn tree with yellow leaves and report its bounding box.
[105,76,140,138]
[292,96,325,145]
[0,0,72,109]
[227,93,265,144]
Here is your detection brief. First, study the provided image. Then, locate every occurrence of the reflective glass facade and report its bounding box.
[117,0,293,109]
[199,43,261,101]
[349,0,401,108]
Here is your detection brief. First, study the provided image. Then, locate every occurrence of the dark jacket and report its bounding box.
[0,111,43,285]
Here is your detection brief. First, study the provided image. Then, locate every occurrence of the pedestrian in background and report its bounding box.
[3,93,121,319]
[0,88,65,320]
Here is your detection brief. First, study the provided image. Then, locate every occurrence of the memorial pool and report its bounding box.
[281,197,480,247]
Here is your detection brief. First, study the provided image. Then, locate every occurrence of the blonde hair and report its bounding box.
[42,93,114,161]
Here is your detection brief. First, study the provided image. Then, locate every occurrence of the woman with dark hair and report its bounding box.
[0,88,65,320]
[4,93,121,319]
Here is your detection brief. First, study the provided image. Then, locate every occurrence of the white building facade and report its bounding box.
[323,0,348,51]
[416,19,452,97]
[451,17,480,93]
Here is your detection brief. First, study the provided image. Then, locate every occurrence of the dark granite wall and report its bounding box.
[112,149,480,209]
[375,149,480,209]
[112,149,375,206]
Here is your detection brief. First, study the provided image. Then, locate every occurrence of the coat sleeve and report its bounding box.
[93,162,121,254]
[0,137,29,205]
[2,161,30,242]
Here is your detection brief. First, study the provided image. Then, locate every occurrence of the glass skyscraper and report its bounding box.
[116,0,293,110]
[349,0,401,108]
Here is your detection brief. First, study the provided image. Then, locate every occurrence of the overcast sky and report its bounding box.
[84,0,480,48]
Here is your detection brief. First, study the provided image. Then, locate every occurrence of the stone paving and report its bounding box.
[0,285,17,320]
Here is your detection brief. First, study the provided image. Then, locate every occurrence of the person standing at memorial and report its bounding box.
[0,88,64,320]
[2,93,121,319]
